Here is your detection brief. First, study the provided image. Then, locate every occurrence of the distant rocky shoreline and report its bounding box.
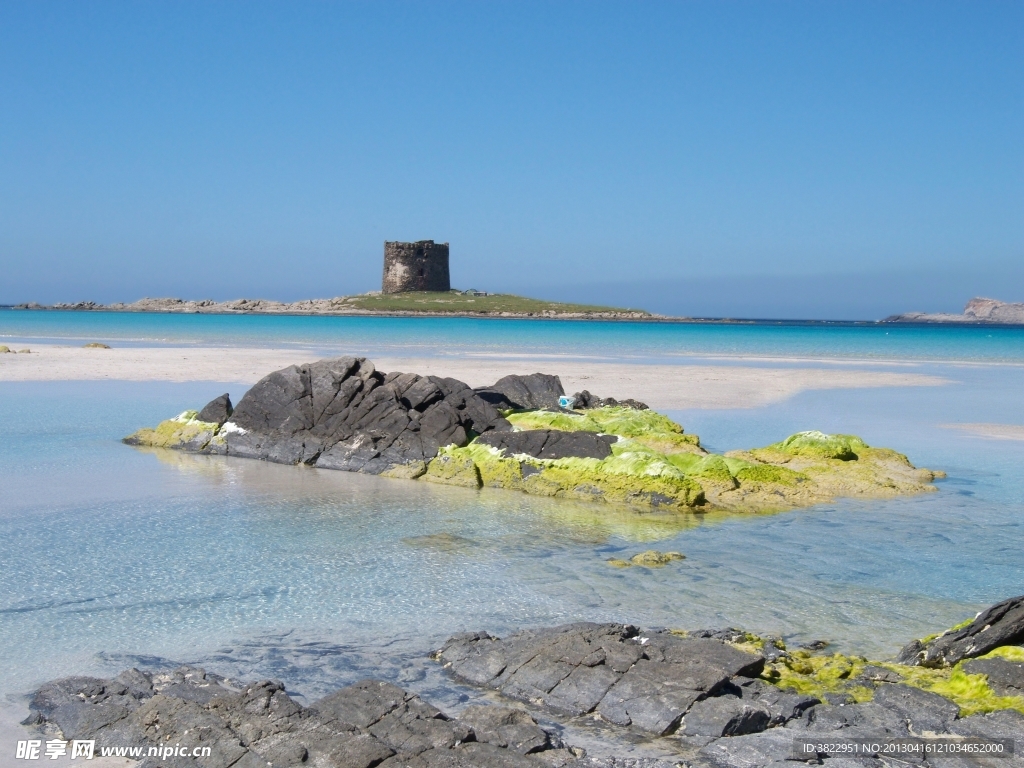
[22,595,1024,767]
[885,297,1024,325]
[8,296,655,321]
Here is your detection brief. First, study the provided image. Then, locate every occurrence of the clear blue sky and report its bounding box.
[1,1,1021,319]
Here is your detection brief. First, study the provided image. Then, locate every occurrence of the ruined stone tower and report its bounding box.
[382,240,451,294]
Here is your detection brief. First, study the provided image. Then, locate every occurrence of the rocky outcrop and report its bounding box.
[196,393,233,426]
[475,373,566,411]
[25,597,1024,768]
[896,594,1024,667]
[125,360,940,514]
[126,358,511,476]
[885,297,1024,324]
[23,666,583,768]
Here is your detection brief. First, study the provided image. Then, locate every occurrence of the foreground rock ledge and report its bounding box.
[124,356,943,514]
[25,597,1024,768]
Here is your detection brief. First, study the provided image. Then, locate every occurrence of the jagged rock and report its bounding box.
[477,374,566,411]
[733,678,818,726]
[476,430,618,460]
[896,595,1024,667]
[196,393,233,426]
[457,705,555,754]
[681,695,770,737]
[571,390,649,411]
[25,667,580,768]
[962,656,1024,696]
[126,357,511,476]
[435,623,764,737]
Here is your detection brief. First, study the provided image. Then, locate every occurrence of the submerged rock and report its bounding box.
[607,550,685,568]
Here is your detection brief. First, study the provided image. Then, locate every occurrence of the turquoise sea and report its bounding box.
[2,311,1024,728]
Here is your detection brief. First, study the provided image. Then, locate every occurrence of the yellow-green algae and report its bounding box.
[734,634,1024,717]
[608,550,685,568]
[126,403,940,516]
[506,407,702,454]
[422,408,939,514]
[124,411,221,450]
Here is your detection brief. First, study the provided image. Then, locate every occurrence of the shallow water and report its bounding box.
[2,357,1023,709]
[4,308,1024,363]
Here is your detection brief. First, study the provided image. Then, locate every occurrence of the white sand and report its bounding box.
[942,423,1024,441]
[0,345,949,409]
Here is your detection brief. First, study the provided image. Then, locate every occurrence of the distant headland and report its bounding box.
[885,297,1024,325]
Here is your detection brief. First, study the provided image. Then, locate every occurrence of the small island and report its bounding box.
[124,356,942,516]
[11,240,654,320]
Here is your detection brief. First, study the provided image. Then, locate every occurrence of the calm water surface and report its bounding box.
[1,315,1023,713]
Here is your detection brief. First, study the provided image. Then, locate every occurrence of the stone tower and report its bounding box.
[382,241,451,294]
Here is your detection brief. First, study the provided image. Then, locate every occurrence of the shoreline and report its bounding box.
[7,305,1024,326]
[0,344,952,409]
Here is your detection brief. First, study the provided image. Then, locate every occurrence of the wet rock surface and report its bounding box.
[476,430,619,460]
[897,594,1024,667]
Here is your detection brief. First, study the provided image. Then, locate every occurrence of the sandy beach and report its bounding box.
[0,344,950,409]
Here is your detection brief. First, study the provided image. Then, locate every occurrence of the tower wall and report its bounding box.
[382,241,451,294]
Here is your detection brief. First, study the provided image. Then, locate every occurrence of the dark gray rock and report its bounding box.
[26,667,580,768]
[735,678,818,725]
[949,707,1024,744]
[896,595,1024,667]
[681,695,771,738]
[197,393,233,426]
[480,374,566,411]
[435,623,765,737]
[173,357,511,474]
[571,390,649,411]
[871,683,960,734]
[698,728,822,766]
[786,701,910,737]
[962,656,1024,696]
[476,430,618,460]
[458,705,555,754]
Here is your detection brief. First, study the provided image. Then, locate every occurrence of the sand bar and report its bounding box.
[942,423,1024,441]
[0,345,950,409]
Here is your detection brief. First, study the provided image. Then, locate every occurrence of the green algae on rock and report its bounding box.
[608,550,685,568]
[124,410,222,453]
[123,361,941,515]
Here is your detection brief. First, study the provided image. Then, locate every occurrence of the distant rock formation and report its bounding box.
[885,297,1024,324]
[382,240,450,293]
[124,358,942,514]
